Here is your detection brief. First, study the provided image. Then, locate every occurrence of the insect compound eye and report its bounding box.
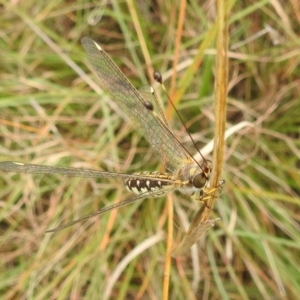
[192,173,207,189]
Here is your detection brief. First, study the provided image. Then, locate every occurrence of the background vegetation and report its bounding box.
[0,0,299,299]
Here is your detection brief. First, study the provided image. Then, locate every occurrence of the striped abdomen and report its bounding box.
[123,172,173,196]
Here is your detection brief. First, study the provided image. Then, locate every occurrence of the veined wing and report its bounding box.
[0,161,177,232]
[81,37,193,171]
[0,161,174,183]
[46,183,175,232]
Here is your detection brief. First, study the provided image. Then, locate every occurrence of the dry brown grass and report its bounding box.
[0,1,299,299]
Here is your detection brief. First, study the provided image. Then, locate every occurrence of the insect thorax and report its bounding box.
[174,163,211,195]
[123,171,173,196]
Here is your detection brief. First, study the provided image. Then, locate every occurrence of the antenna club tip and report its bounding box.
[153,71,162,84]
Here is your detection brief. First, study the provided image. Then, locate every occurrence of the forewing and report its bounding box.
[0,161,174,183]
[81,37,193,171]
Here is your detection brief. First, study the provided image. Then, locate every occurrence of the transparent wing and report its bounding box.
[46,194,149,232]
[82,37,193,171]
[46,184,175,232]
[0,161,130,178]
[0,161,173,183]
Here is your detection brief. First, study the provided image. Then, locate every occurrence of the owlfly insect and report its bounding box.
[0,37,224,235]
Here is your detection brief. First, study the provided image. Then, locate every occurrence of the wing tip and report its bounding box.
[81,36,102,51]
